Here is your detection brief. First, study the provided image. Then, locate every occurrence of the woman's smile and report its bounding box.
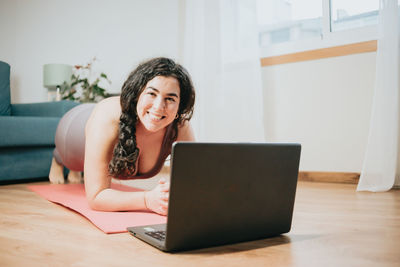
[146,111,166,122]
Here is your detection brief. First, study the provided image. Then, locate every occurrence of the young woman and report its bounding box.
[49,57,195,215]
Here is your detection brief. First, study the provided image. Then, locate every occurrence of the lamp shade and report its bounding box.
[43,64,72,89]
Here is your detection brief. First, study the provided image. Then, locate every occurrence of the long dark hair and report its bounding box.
[108,57,195,178]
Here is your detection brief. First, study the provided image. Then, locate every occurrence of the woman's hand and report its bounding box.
[144,178,170,215]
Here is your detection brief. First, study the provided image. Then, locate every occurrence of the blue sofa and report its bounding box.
[0,61,79,184]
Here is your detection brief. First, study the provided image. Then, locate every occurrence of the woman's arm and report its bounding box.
[83,98,142,211]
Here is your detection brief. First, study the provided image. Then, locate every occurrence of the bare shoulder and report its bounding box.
[87,97,121,125]
[86,96,121,134]
[93,96,121,118]
[176,121,195,141]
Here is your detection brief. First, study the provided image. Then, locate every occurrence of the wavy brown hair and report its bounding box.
[108,57,195,178]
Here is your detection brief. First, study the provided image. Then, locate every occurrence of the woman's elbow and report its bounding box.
[86,191,104,211]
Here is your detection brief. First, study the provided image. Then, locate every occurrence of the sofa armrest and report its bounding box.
[0,116,60,147]
[10,100,80,117]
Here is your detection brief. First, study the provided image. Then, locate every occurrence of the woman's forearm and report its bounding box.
[88,188,147,212]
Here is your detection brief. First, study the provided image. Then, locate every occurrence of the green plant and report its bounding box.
[61,58,111,103]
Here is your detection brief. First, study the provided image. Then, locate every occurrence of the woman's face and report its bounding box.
[136,76,180,133]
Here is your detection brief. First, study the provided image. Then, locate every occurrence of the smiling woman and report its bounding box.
[49,57,196,215]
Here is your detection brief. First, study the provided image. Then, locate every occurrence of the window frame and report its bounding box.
[258,0,378,59]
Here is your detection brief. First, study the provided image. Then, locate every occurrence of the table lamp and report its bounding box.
[43,64,72,101]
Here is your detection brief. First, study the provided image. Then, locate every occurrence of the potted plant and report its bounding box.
[61,58,111,103]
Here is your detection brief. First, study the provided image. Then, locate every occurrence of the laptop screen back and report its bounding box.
[164,142,301,251]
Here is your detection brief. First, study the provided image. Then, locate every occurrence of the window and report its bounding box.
[256,0,381,58]
[330,0,379,32]
[257,0,322,47]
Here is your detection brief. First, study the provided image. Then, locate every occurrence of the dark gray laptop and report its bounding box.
[127,142,301,252]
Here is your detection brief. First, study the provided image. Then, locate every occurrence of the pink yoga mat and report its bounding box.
[28,183,167,234]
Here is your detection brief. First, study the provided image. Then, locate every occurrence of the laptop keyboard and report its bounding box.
[145,230,166,241]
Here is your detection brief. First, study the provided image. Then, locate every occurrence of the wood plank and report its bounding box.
[298,171,360,184]
[260,40,377,66]
[1,181,399,266]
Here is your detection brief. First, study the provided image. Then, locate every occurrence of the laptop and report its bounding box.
[127,142,301,252]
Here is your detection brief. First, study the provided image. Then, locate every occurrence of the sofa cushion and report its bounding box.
[0,147,54,181]
[0,116,60,146]
[11,100,80,117]
[0,61,11,116]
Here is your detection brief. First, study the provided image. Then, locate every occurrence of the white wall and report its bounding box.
[262,52,376,173]
[2,1,396,185]
[0,0,182,103]
[0,0,17,88]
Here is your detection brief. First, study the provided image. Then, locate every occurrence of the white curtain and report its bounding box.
[181,0,265,142]
[357,0,399,191]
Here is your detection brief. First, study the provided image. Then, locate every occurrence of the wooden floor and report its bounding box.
[0,180,399,267]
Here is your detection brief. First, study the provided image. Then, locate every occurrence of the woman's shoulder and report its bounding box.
[176,121,195,141]
[92,96,121,120]
[86,96,121,129]
[97,96,121,110]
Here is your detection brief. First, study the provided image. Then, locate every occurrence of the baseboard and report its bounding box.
[298,171,360,184]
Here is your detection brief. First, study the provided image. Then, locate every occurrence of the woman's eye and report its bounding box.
[166,97,175,102]
[147,92,156,96]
